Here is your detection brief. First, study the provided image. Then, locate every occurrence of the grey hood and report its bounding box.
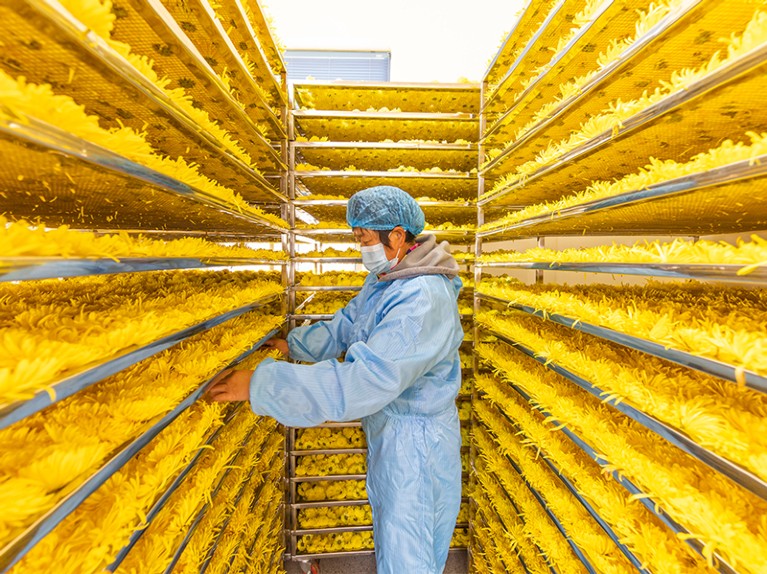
[379,234,460,281]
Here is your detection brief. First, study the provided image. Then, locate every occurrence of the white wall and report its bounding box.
[262,0,526,82]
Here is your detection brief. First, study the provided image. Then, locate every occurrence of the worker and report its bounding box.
[207,185,464,574]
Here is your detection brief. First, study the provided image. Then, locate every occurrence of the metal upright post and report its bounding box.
[535,236,545,284]
[467,78,487,571]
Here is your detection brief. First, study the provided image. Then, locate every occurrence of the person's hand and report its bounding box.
[264,338,289,356]
[206,369,254,402]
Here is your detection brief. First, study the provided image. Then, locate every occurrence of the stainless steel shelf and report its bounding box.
[294,525,373,536]
[296,170,476,179]
[479,42,767,201]
[0,296,282,431]
[480,0,568,114]
[481,0,537,83]
[291,314,335,321]
[0,257,286,283]
[502,381,738,574]
[311,421,363,429]
[294,141,476,151]
[106,405,244,571]
[481,0,702,150]
[477,154,767,238]
[293,199,474,208]
[160,444,257,574]
[475,261,767,284]
[19,0,286,180]
[288,546,468,562]
[294,110,477,121]
[294,228,354,236]
[482,327,767,502]
[475,421,598,574]
[291,474,367,483]
[291,499,369,510]
[477,292,767,394]
[482,0,619,140]
[198,452,283,574]
[294,257,362,264]
[0,115,287,232]
[293,286,363,292]
[0,333,279,572]
[189,0,286,110]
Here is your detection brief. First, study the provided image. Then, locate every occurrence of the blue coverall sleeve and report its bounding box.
[249,279,458,427]
[286,291,362,362]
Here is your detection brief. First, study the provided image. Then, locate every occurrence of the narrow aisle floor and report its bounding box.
[285,551,468,573]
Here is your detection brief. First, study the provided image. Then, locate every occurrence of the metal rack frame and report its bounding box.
[477,292,767,393]
[470,4,767,572]
[17,0,285,180]
[0,1,292,572]
[479,41,767,202]
[0,116,287,231]
[490,374,739,574]
[0,328,281,572]
[0,299,282,430]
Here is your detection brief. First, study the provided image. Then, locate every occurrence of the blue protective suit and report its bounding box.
[249,237,464,573]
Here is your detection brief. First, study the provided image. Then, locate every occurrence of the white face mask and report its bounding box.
[361,243,399,275]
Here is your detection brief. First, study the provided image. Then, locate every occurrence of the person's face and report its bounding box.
[353,227,408,261]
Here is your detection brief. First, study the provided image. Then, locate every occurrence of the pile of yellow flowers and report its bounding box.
[0,217,287,259]
[472,426,596,574]
[487,0,601,111]
[117,417,282,574]
[483,0,562,102]
[458,301,473,315]
[298,505,373,529]
[476,399,661,574]
[298,479,367,502]
[58,0,267,158]
[457,401,472,421]
[301,247,361,258]
[0,270,282,406]
[0,310,281,547]
[478,235,767,269]
[474,372,710,573]
[297,163,469,174]
[476,309,767,481]
[453,251,474,263]
[296,221,350,230]
[296,136,473,145]
[451,528,469,548]
[297,502,469,531]
[297,271,367,286]
[295,117,476,144]
[472,475,552,574]
[295,453,367,477]
[8,402,228,574]
[297,292,355,315]
[481,130,767,226]
[478,278,767,375]
[0,72,284,226]
[0,270,282,402]
[424,222,475,232]
[475,342,767,573]
[297,530,375,554]
[486,0,677,145]
[174,435,284,574]
[483,9,767,194]
[294,85,477,113]
[295,427,366,450]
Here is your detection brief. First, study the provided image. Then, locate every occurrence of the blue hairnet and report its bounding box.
[346,186,426,236]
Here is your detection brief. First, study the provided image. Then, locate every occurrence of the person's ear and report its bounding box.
[390,227,406,248]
